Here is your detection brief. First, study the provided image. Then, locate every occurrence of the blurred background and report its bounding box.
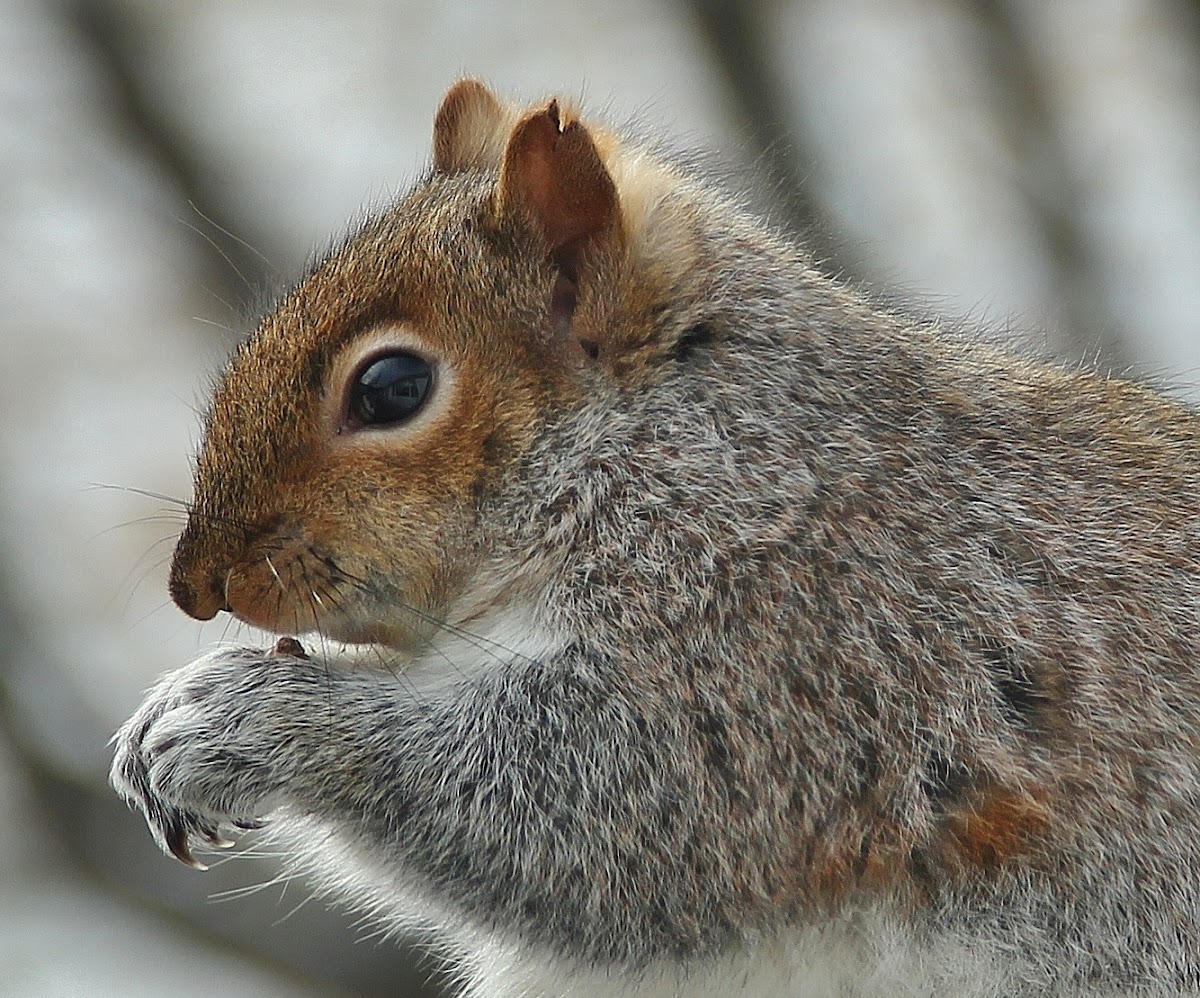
[2,0,1199,995]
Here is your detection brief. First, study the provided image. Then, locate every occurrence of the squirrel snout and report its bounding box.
[168,532,231,621]
[168,520,331,635]
[168,560,229,621]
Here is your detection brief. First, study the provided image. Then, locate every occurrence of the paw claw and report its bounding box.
[109,647,304,867]
[163,818,206,870]
[207,830,238,849]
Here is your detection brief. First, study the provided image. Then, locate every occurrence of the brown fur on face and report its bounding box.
[171,186,548,644]
[168,84,697,648]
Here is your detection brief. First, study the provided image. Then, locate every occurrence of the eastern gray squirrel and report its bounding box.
[111,81,1200,997]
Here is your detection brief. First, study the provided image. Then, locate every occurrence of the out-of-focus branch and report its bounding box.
[969,0,1128,368]
[66,0,277,337]
[681,0,842,266]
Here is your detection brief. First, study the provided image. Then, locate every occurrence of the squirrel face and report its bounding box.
[168,82,694,651]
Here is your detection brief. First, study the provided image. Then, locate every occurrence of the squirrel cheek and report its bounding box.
[221,543,323,636]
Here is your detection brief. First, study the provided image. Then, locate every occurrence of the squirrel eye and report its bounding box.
[346,352,433,427]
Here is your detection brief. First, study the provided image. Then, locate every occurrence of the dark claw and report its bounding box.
[200,824,236,849]
[162,814,206,871]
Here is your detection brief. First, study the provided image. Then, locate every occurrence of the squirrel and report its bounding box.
[111,80,1200,997]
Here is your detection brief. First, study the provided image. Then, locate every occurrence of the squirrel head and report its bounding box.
[168,81,703,650]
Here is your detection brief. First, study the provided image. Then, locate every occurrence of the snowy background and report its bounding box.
[2,1,1199,995]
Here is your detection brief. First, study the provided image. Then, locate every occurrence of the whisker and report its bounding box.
[196,279,237,316]
[303,565,329,616]
[191,315,238,336]
[325,559,534,665]
[295,568,518,709]
[187,199,280,276]
[288,569,303,647]
[218,603,237,644]
[311,576,429,692]
[296,560,342,731]
[92,514,187,538]
[365,641,428,706]
[110,537,178,609]
[87,483,191,507]
[177,213,254,292]
[264,553,285,591]
[123,595,183,633]
[87,483,261,534]
[404,611,473,687]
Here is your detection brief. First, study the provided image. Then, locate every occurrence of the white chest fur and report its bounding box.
[398,599,565,697]
[453,914,1002,998]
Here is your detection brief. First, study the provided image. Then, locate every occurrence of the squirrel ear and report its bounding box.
[433,79,510,174]
[497,99,620,275]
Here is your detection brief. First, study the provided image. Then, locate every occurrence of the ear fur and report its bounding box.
[433,79,514,174]
[440,88,700,360]
[497,99,621,274]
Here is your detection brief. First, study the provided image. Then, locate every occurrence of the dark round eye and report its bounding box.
[347,352,433,427]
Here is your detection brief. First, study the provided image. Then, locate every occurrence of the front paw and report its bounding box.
[110,643,308,868]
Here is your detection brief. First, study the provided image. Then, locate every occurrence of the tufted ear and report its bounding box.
[497,99,621,279]
[433,79,511,174]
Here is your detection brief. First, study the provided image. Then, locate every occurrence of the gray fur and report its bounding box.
[113,107,1200,996]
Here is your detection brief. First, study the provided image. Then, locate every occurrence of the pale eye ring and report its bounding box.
[346,352,434,427]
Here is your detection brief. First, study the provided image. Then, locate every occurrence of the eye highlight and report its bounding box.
[346,352,434,428]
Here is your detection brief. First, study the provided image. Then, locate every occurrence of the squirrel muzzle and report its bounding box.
[168,520,232,621]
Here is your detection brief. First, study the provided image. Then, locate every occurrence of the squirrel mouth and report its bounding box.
[288,616,430,656]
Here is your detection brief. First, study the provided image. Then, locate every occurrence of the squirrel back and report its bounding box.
[120,81,1200,996]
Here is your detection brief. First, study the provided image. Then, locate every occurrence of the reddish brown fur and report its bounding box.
[944,788,1051,871]
[499,100,622,262]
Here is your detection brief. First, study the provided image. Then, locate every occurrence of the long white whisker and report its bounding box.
[264,553,285,590]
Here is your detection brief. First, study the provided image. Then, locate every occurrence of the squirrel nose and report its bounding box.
[168,541,231,621]
[168,566,230,621]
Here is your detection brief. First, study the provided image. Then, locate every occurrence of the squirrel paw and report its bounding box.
[109,644,311,869]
